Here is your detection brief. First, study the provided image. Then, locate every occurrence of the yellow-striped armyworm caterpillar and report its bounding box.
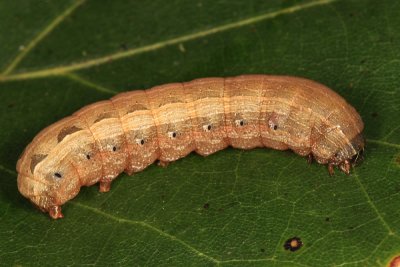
[17,75,365,219]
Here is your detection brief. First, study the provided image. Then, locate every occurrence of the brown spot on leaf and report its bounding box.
[284,237,303,252]
[120,43,127,50]
[203,203,210,209]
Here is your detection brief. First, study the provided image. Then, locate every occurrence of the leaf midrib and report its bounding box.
[0,0,338,82]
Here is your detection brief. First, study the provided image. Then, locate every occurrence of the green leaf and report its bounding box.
[1,0,399,266]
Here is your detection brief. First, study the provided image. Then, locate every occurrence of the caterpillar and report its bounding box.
[16,75,365,219]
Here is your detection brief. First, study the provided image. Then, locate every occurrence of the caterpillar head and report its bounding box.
[16,118,85,219]
[17,147,82,219]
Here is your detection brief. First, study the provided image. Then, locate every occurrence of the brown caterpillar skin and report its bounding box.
[16,75,365,219]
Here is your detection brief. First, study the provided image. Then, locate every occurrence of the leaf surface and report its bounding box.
[1,0,399,266]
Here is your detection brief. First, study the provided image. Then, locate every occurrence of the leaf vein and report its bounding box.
[1,0,86,76]
[352,170,396,236]
[70,201,220,264]
[366,139,400,149]
[0,164,17,176]
[64,73,118,95]
[0,0,339,82]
